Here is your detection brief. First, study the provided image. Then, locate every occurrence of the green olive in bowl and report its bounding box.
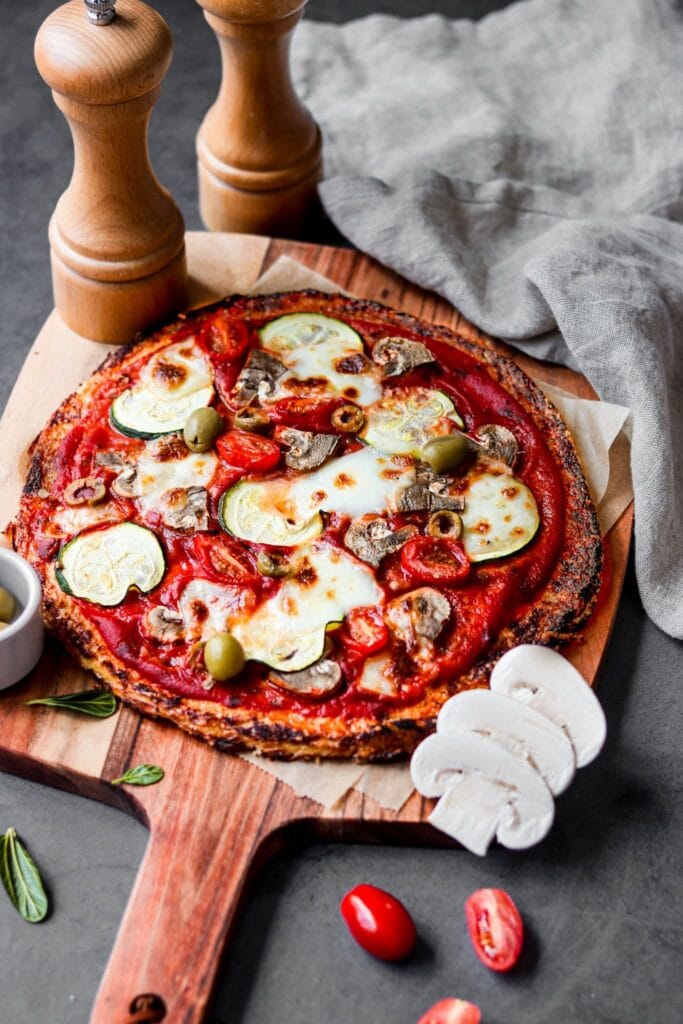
[0,585,16,623]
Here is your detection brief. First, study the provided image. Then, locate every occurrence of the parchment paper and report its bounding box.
[226,256,634,811]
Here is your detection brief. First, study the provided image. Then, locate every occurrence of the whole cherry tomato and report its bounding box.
[400,535,470,585]
[341,607,389,657]
[216,430,281,473]
[416,999,481,1024]
[465,887,524,972]
[340,883,416,961]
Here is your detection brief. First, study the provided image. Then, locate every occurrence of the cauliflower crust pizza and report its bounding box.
[15,291,602,761]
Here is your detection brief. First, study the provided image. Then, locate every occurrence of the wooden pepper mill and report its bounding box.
[35,0,188,344]
[195,0,323,236]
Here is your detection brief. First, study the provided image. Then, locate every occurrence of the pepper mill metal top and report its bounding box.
[84,0,116,25]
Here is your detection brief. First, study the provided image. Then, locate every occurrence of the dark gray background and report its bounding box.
[1,2,681,1022]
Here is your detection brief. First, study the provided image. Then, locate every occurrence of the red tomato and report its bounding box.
[269,395,343,433]
[465,887,524,972]
[416,999,481,1024]
[340,884,416,961]
[341,607,389,657]
[216,430,281,472]
[202,310,250,360]
[400,535,470,585]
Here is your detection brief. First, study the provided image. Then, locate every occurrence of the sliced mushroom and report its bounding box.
[489,644,607,768]
[373,336,434,377]
[95,451,127,470]
[344,515,417,568]
[270,658,342,698]
[160,486,209,531]
[386,588,451,652]
[410,730,555,856]
[147,433,188,461]
[398,464,465,513]
[437,689,576,796]
[356,654,400,697]
[279,428,339,471]
[64,476,106,506]
[145,606,185,643]
[232,349,287,405]
[112,464,143,499]
[474,424,518,466]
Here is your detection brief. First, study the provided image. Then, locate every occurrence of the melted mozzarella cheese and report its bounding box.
[232,541,384,671]
[179,580,245,641]
[134,450,218,519]
[139,340,212,398]
[52,504,121,536]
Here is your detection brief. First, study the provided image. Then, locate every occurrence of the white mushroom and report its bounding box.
[410,730,555,856]
[436,689,576,795]
[489,645,607,768]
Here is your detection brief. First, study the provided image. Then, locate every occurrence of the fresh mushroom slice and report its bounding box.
[145,606,185,643]
[278,428,339,471]
[372,336,434,377]
[437,689,576,795]
[111,464,143,499]
[489,644,607,768]
[160,486,209,531]
[473,424,519,466]
[344,515,417,568]
[232,349,287,405]
[410,731,555,855]
[270,658,342,698]
[64,477,106,506]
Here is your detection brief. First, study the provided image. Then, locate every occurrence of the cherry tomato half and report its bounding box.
[340,883,416,961]
[216,430,281,473]
[202,310,250,360]
[341,607,389,657]
[465,887,524,972]
[269,395,344,433]
[416,999,481,1024]
[400,535,470,585]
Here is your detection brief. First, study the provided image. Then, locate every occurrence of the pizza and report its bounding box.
[15,291,602,760]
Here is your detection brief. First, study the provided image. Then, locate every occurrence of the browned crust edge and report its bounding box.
[15,291,603,761]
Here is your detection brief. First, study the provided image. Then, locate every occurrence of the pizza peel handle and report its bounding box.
[90,740,295,1024]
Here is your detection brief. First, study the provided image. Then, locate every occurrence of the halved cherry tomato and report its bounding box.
[216,430,281,472]
[340,607,389,657]
[465,887,524,972]
[416,999,481,1024]
[201,310,250,360]
[400,535,470,585]
[192,534,258,583]
[340,883,416,961]
[269,395,344,433]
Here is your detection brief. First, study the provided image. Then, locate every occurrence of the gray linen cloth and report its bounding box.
[293,0,683,639]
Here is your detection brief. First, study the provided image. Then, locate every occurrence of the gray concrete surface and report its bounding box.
[1,2,682,1022]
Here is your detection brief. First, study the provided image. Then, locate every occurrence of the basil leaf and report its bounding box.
[0,828,48,923]
[26,689,118,718]
[111,764,165,787]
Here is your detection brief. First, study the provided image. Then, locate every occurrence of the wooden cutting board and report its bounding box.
[0,232,632,1024]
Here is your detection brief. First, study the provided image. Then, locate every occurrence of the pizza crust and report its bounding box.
[15,292,602,761]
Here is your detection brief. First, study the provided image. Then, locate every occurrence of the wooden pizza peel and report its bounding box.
[0,232,633,1024]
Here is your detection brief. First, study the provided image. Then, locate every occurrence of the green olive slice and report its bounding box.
[421,433,471,473]
[256,551,290,578]
[203,632,246,681]
[331,404,365,433]
[427,510,463,540]
[183,407,224,453]
[233,407,270,433]
[0,586,17,623]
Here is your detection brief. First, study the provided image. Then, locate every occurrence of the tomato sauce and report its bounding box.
[37,307,567,721]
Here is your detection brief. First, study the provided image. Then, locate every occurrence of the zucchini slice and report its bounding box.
[461,470,540,561]
[111,341,214,439]
[56,522,165,605]
[258,313,363,355]
[258,313,381,406]
[361,387,464,457]
[218,481,324,547]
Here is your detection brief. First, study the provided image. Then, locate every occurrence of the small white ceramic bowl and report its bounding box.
[0,548,44,690]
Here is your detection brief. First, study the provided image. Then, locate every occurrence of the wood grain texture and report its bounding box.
[35,0,187,342]
[195,0,323,236]
[0,233,632,1023]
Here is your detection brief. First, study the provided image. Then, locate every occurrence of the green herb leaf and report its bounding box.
[0,828,48,923]
[26,689,118,718]
[111,764,165,787]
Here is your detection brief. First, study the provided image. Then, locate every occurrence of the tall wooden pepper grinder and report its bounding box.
[195,0,323,236]
[35,0,188,344]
